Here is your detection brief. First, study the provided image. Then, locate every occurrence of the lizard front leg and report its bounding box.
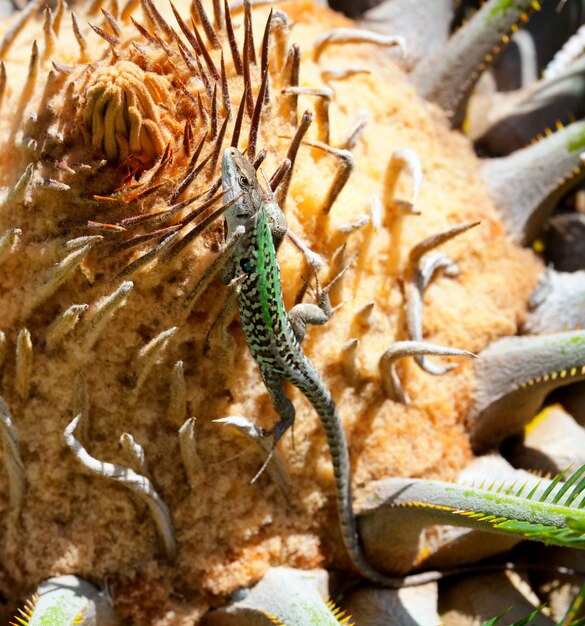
[288,258,355,343]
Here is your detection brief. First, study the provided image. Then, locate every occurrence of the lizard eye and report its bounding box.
[239,175,249,187]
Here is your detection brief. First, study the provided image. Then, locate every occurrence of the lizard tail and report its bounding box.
[296,368,435,587]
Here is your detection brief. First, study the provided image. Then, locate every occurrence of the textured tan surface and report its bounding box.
[0,0,540,623]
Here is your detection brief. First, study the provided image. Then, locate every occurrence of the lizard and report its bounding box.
[219,146,451,587]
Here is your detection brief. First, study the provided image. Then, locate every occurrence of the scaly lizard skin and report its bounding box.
[220,147,440,587]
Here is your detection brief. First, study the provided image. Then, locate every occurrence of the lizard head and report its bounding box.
[222,148,264,235]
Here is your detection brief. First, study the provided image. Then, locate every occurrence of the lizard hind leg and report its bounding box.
[250,367,296,484]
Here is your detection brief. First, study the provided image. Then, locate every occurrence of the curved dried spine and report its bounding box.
[405,222,477,376]
[214,416,290,492]
[285,229,325,270]
[63,235,104,251]
[101,9,122,38]
[269,9,290,73]
[0,395,26,513]
[337,214,370,234]
[139,0,171,40]
[413,0,541,127]
[524,269,585,334]
[276,109,313,208]
[134,327,178,394]
[0,0,43,59]
[46,304,89,349]
[304,140,354,215]
[119,230,181,278]
[35,178,70,192]
[419,252,459,287]
[71,12,88,59]
[53,0,65,34]
[354,301,375,327]
[406,252,460,366]
[313,28,405,63]
[120,432,148,475]
[5,164,33,208]
[379,341,474,404]
[481,120,585,243]
[279,43,301,126]
[42,4,56,61]
[325,243,350,305]
[470,330,585,452]
[384,148,423,215]
[82,281,134,350]
[11,40,40,137]
[192,0,221,49]
[341,338,360,385]
[281,86,333,143]
[179,417,203,488]
[29,244,93,312]
[64,414,176,558]
[0,227,21,264]
[16,328,33,401]
[321,66,370,88]
[409,221,479,264]
[341,108,368,150]
[88,21,121,46]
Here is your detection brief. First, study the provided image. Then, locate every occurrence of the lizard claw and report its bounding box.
[250,419,294,485]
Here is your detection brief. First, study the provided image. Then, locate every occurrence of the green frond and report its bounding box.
[451,464,585,546]
[362,463,585,554]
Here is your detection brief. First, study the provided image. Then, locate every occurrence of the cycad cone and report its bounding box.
[0,0,539,623]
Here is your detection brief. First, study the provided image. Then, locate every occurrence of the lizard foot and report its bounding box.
[250,418,294,485]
